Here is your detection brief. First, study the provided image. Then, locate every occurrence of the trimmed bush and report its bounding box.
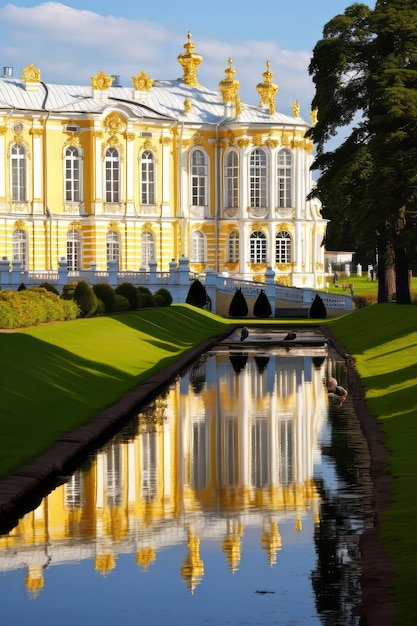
[186,279,208,308]
[73,280,98,318]
[0,288,78,328]
[62,283,77,300]
[113,293,130,312]
[154,288,173,306]
[39,282,60,296]
[253,289,272,318]
[138,292,155,309]
[309,294,327,319]
[229,288,248,317]
[137,286,152,295]
[93,283,116,312]
[116,282,139,310]
[17,282,27,291]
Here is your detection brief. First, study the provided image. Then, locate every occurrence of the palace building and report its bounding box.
[0,33,327,288]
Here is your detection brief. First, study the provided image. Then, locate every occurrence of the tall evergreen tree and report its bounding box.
[308,0,417,303]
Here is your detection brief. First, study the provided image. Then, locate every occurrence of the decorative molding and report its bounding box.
[103,112,126,135]
[108,221,120,231]
[237,137,249,149]
[93,131,104,140]
[90,70,113,90]
[132,70,154,91]
[248,262,267,272]
[143,138,157,151]
[69,221,82,230]
[142,222,154,233]
[227,131,235,146]
[160,136,171,146]
[253,133,263,147]
[30,128,44,138]
[0,126,7,135]
[125,132,135,142]
[22,64,40,83]
[193,132,204,146]
[14,219,26,230]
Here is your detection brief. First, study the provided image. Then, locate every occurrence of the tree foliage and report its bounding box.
[308,0,417,303]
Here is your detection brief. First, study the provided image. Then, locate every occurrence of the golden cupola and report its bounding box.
[256,61,278,115]
[219,58,240,104]
[178,32,202,87]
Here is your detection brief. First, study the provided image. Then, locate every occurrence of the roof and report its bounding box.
[0,75,309,129]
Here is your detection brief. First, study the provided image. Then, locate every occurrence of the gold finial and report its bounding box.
[292,98,300,118]
[180,530,204,594]
[177,31,202,87]
[132,70,154,91]
[90,70,114,90]
[256,61,278,115]
[219,58,240,104]
[311,107,318,125]
[22,63,40,83]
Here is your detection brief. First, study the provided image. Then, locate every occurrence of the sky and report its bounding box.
[0,1,376,120]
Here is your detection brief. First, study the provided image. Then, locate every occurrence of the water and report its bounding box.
[0,332,372,625]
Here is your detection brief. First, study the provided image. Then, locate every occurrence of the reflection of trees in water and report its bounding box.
[312,397,373,625]
[254,355,270,373]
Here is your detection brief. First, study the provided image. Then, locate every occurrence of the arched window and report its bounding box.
[249,148,267,208]
[191,149,207,206]
[250,230,267,264]
[106,230,120,268]
[67,228,81,271]
[191,230,205,262]
[11,144,27,202]
[141,231,155,267]
[224,150,239,208]
[12,229,27,269]
[140,150,155,205]
[277,149,293,208]
[227,230,239,263]
[65,146,81,202]
[105,148,120,202]
[275,230,292,264]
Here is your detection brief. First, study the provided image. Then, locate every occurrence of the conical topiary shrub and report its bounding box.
[253,289,272,318]
[229,288,248,317]
[186,279,208,308]
[309,294,327,319]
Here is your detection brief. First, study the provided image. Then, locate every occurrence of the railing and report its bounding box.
[0,257,353,314]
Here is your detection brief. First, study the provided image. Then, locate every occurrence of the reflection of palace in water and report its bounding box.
[0,349,330,596]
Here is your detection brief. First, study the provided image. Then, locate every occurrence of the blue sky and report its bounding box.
[0,1,375,120]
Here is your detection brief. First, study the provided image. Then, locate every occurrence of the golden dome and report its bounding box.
[219,58,240,104]
[178,32,202,87]
[256,61,278,115]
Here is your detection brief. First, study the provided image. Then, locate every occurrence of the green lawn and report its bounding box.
[326,273,417,302]
[0,305,232,479]
[327,304,417,625]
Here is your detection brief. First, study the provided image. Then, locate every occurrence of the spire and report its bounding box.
[178,32,202,87]
[219,58,240,104]
[256,61,278,115]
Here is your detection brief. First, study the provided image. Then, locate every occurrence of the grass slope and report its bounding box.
[327,303,417,625]
[0,305,231,479]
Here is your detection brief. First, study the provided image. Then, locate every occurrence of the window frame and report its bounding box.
[104,147,120,203]
[140,150,156,206]
[275,230,292,264]
[250,230,267,264]
[67,228,81,271]
[249,148,268,209]
[12,228,27,269]
[191,230,206,263]
[224,149,239,209]
[106,230,120,268]
[10,143,27,202]
[190,148,208,207]
[227,230,240,263]
[141,231,155,268]
[64,145,82,203]
[277,148,293,208]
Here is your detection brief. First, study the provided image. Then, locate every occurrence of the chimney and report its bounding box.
[3,66,13,78]
[111,74,121,87]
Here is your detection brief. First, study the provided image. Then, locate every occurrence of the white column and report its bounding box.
[125,133,135,216]
[93,129,103,214]
[0,128,5,199]
[32,129,43,213]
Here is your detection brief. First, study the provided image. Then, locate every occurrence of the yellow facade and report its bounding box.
[0,35,327,288]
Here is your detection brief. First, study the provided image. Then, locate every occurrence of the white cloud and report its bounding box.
[0,2,315,117]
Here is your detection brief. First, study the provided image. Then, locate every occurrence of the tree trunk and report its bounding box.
[377,237,396,303]
[395,246,411,304]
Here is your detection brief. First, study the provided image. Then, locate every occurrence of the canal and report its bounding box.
[0,329,372,625]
